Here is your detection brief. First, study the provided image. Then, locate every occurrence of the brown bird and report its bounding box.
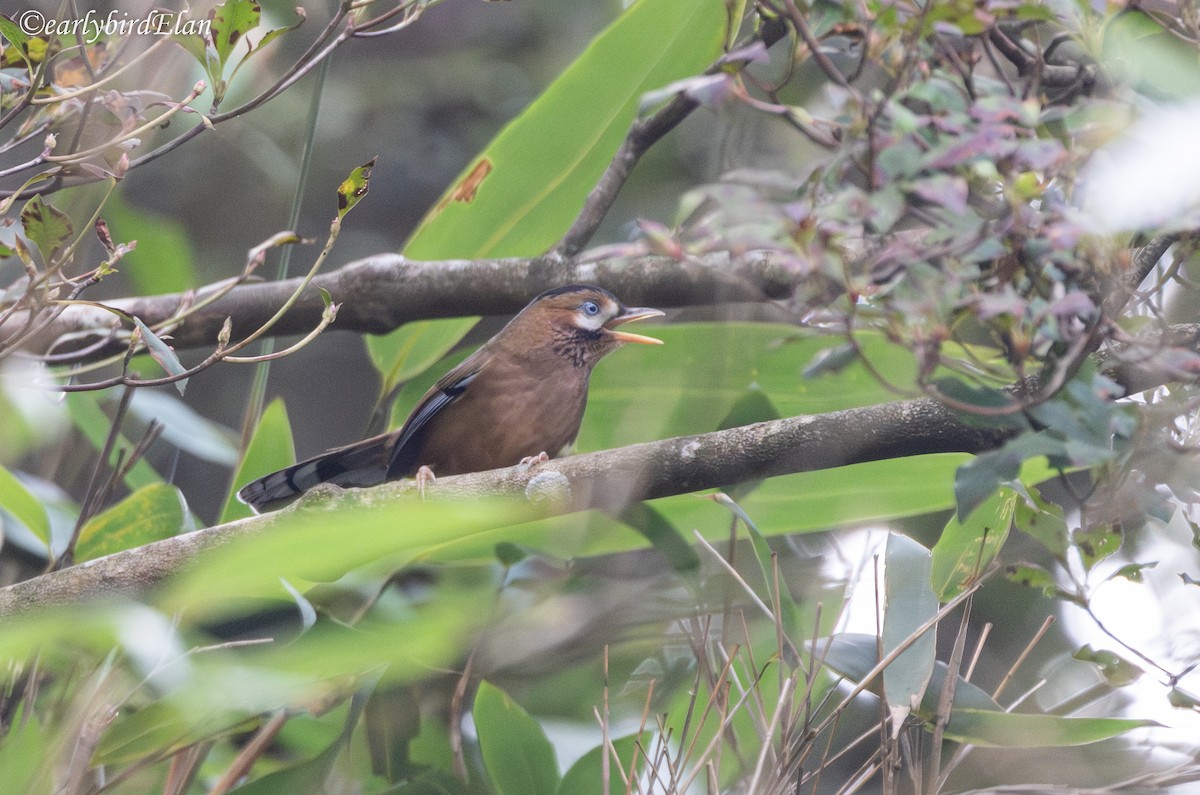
[238,285,663,512]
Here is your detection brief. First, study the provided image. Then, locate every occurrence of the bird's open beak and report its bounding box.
[605,307,664,345]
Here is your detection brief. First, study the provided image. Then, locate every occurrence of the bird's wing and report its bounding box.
[385,360,485,477]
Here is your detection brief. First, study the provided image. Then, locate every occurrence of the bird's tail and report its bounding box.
[237,436,392,513]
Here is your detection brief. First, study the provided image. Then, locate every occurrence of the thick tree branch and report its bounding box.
[3,323,1195,620]
[3,251,797,365]
[0,394,1007,618]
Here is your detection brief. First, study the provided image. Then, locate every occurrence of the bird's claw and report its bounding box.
[519,451,550,469]
[415,465,436,501]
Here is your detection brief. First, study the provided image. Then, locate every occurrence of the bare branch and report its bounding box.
[3,250,799,364]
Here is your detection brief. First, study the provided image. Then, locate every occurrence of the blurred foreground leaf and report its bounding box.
[475,680,559,795]
[75,483,188,563]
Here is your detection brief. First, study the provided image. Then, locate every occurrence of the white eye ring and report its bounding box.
[581,300,600,316]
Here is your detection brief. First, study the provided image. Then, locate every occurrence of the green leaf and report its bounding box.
[1108,561,1157,583]
[1075,522,1122,571]
[365,686,421,783]
[1073,645,1143,687]
[942,708,1158,747]
[931,486,1017,601]
[104,192,196,294]
[882,534,937,727]
[954,431,1067,519]
[248,8,306,55]
[228,732,343,795]
[711,492,800,631]
[75,483,187,563]
[95,701,253,765]
[474,680,560,795]
[128,390,238,467]
[1012,483,1069,557]
[0,702,44,793]
[366,316,479,398]
[0,464,50,550]
[65,392,162,491]
[133,318,188,394]
[814,633,1001,713]
[211,0,260,67]
[20,195,72,265]
[557,733,647,795]
[617,502,699,571]
[813,636,1152,746]
[220,398,295,524]
[337,157,376,219]
[1005,563,1062,599]
[403,0,729,259]
[0,15,30,49]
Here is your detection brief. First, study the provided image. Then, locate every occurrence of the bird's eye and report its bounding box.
[580,300,600,316]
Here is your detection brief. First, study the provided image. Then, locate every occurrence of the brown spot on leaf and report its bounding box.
[434,158,493,213]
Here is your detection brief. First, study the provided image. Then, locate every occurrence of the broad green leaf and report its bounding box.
[0,464,50,549]
[882,533,937,728]
[229,687,376,795]
[954,432,1064,520]
[164,497,536,616]
[415,453,1065,567]
[220,397,295,524]
[617,502,698,571]
[942,708,1158,747]
[75,483,187,563]
[558,732,648,795]
[337,157,376,219]
[403,0,729,259]
[1103,10,1200,99]
[0,703,47,793]
[128,390,238,466]
[365,686,422,784]
[95,700,254,765]
[20,194,72,265]
[366,316,478,398]
[474,681,560,795]
[930,486,1018,601]
[104,192,196,294]
[211,0,259,67]
[65,392,162,491]
[228,737,343,794]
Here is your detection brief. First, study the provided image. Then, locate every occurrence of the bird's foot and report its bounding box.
[415,465,436,500]
[518,451,550,469]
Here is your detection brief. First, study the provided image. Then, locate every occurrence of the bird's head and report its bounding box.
[517,285,663,367]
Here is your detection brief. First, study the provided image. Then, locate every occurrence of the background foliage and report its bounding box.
[2,0,1200,792]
